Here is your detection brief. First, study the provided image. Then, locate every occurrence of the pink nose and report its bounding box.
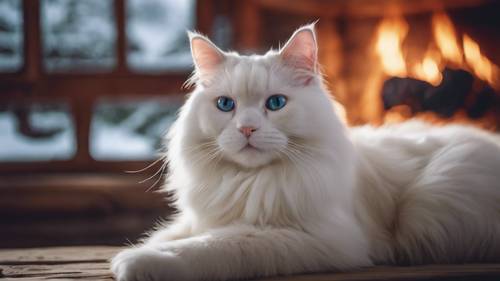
[239,126,257,138]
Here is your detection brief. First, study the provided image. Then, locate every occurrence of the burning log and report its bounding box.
[382,67,497,119]
[467,85,498,119]
[373,12,499,131]
[382,77,430,114]
[422,68,473,117]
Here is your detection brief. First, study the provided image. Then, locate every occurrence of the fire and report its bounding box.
[432,13,463,65]
[375,17,442,86]
[463,34,499,89]
[369,11,499,130]
[375,17,408,77]
[413,55,442,86]
[432,13,499,88]
[375,12,499,89]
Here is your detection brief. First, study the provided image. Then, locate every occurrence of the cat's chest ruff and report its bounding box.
[190,163,305,227]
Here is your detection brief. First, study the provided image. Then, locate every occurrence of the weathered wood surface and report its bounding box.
[0,246,116,280]
[1,246,500,281]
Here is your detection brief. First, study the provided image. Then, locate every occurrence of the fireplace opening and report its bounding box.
[371,12,499,130]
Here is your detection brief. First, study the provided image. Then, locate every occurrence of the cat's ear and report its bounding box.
[189,31,225,84]
[279,24,318,77]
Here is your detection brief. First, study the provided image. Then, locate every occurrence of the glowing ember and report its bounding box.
[432,13,463,65]
[375,17,408,77]
[463,34,499,89]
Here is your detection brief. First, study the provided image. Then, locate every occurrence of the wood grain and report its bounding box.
[1,246,500,280]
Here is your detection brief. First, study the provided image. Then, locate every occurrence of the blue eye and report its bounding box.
[216,96,235,112]
[265,95,287,111]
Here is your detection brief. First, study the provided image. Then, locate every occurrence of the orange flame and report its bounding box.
[375,12,499,88]
[412,54,442,86]
[463,34,499,89]
[369,12,499,129]
[375,17,408,77]
[432,13,463,65]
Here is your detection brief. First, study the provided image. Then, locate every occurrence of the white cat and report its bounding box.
[111,24,500,281]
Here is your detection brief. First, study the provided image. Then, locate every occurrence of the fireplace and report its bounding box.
[367,11,499,130]
[232,0,500,131]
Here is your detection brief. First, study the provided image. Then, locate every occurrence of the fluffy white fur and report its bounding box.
[112,24,500,281]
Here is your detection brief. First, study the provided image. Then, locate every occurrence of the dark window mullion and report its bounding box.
[22,0,42,81]
[114,0,128,74]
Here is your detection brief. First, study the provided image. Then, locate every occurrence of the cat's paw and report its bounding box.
[111,247,191,281]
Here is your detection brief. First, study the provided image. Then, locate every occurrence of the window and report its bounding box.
[41,0,117,72]
[0,102,76,161]
[127,0,195,72]
[0,0,216,173]
[90,96,182,160]
[0,0,23,72]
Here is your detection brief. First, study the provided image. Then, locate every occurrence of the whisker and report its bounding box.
[143,157,170,192]
[138,161,166,184]
[182,141,218,153]
[189,147,222,166]
[125,154,166,174]
[145,171,166,192]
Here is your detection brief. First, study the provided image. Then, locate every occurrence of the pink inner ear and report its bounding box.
[281,29,317,73]
[191,37,224,75]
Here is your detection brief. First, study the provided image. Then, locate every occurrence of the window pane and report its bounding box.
[0,0,23,72]
[0,102,76,162]
[126,0,195,72]
[41,0,116,72]
[90,96,183,160]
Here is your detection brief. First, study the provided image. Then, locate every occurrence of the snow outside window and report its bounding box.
[41,0,116,72]
[0,103,76,162]
[90,96,183,161]
[126,0,195,72]
[0,0,23,72]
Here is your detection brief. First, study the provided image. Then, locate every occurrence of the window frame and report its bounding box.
[0,0,216,174]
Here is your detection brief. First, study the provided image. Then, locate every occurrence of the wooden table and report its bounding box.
[1,246,500,281]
